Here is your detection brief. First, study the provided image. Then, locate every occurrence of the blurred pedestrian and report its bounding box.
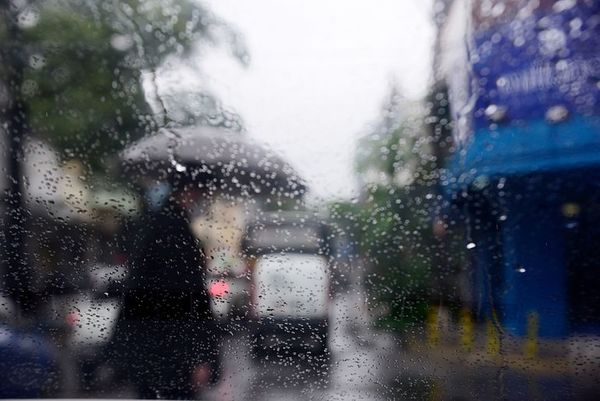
[107,183,215,399]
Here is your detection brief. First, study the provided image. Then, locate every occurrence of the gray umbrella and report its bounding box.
[119,126,306,197]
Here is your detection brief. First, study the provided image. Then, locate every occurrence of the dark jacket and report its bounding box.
[108,202,214,398]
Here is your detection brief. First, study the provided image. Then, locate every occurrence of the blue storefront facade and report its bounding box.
[442,0,600,339]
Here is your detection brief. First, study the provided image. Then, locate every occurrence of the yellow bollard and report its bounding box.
[524,311,539,359]
[428,380,443,401]
[426,305,440,348]
[486,319,500,356]
[459,308,474,352]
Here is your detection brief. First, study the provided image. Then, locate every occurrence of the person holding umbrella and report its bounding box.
[108,126,306,398]
[107,181,216,399]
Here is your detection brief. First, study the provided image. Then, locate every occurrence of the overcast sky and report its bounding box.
[199,0,435,202]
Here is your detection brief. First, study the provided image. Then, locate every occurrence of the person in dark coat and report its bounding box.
[108,184,214,399]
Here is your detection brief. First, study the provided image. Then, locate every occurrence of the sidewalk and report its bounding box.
[375,326,600,401]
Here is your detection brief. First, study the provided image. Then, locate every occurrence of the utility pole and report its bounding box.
[1,1,35,320]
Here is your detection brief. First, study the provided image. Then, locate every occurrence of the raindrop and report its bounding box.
[484,104,507,122]
[17,6,40,29]
[172,160,187,172]
[29,54,46,70]
[553,0,576,13]
[110,34,134,51]
[546,105,569,123]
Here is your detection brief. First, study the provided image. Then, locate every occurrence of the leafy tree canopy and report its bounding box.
[331,85,463,332]
[2,0,247,173]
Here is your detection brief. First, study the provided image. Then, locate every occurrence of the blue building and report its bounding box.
[437,0,600,339]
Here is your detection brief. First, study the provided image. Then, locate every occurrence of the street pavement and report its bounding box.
[80,283,595,400]
[201,293,594,401]
[204,291,398,401]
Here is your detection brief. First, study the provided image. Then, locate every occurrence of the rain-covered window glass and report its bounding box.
[1,0,599,400]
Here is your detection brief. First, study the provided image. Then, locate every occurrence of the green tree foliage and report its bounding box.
[331,85,464,333]
[7,0,247,172]
[331,185,439,333]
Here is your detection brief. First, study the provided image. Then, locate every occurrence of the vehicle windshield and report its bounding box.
[254,253,329,318]
[1,0,599,400]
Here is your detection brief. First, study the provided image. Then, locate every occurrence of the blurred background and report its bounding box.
[0,0,599,400]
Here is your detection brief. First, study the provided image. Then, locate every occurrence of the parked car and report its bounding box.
[68,263,127,391]
[0,323,60,398]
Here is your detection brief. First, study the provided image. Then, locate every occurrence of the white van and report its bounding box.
[243,213,331,358]
[251,253,329,358]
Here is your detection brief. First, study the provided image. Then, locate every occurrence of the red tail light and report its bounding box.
[65,311,79,327]
[114,252,128,265]
[208,280,230,297]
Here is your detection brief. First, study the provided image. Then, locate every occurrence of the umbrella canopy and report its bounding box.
[119,126,306,197]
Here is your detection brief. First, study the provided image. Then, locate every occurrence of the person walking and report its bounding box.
[107,183,215,399]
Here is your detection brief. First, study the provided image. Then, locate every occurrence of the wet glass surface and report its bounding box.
[1,0,599,400]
